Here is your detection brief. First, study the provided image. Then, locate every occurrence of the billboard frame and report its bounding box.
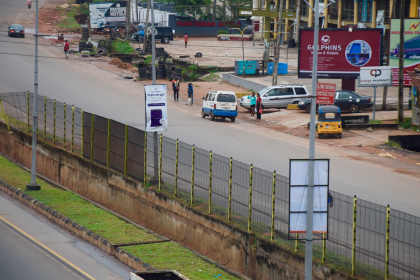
[298,28,384,79]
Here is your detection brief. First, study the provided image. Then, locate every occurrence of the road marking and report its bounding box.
[0,216,96,280]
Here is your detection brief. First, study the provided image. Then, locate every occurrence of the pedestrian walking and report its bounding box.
[247,91,256,118]
[187,82,193,105]
[172,77,180,101]
[256,92,262,120]
[184,33,188,48]
[64,40,70,59]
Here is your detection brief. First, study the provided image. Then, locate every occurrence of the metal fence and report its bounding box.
[1,92,419,279]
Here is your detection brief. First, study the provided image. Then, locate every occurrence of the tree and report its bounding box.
[168,0,213,19]
[218,0,252,21]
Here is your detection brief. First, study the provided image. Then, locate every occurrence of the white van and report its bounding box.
[201,90,238,122]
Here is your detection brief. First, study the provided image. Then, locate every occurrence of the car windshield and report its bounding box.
[11,24,23,29]
[217,94,236,102]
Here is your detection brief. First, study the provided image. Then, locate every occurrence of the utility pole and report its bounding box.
[143,0,151,52]
[151,0,159,182]
[295,0,301,44]
[398,0,405,122]
[273,0,284,85]
[27,0,40,191]
[125,0,131,39]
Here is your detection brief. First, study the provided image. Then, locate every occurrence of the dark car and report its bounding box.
[133,26,173,44]
[8,24,25,38]
[297,90,372,113]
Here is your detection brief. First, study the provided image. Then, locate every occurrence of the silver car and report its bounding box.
[239,85,310,110]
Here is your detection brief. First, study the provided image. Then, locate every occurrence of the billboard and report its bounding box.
[359,66,393,86]
[288,159,330,238]
[316,83,336,104]
[89,2,126,29]
[145,85,168,132]
[298,28,383,79]
[389,19,420,87]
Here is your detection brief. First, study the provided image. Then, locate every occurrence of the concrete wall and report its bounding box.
[0,122,350,280]
[223,73,267,92]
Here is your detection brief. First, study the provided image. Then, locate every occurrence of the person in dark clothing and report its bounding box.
[187,82,193,105]
[256,92,262,120]
[172,77,180,101]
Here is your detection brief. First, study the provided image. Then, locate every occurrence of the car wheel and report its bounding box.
[231,117,236,122]
[306,104,311,113]
[338,133,342,139]
[210,112,215,121]
[162,37,170,44]
[221,117,225,120]
[201,110,206,118]
[348,104,360,113]
[318,133,323,139]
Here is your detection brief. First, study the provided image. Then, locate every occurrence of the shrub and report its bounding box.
[218,30,229,35]
[111,40,135,54]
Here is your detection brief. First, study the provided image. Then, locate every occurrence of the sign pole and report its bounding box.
[373,86,376,121]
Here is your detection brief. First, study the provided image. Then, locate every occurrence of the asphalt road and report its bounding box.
[0,191,132,280]
[1,0,420,217]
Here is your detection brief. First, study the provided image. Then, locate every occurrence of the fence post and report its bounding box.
[191,145,195,206]
[159,134,162,191]
[107,119,110,168]
[143,132,147,184]
[53,100,56,145]
[351,195,357,276]
[228,157,233,222]
[27,91,30,133]
[81,109,84,157]
[294,233,299,252]
[208,151,213,214]
[248,164,253,232]
[0,99,12,133]
[44,97,47,141]
[124,124,128,176]
[71,105,74,153]
[322,232,326,264]
[385,205,390,280]
[174,139,179,197]
[271,170,276,241]
[90,114,94,162]
[63,102,66,149]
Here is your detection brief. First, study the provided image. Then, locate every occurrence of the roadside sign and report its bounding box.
[360,66,392,86]
[145,85,168,132]
[288,159,330,238]
[282,11,296,18]
[316,83,336,105]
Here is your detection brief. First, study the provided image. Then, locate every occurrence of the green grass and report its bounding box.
[397,117,419,131]
[144,55,152,64]
[123,243,239,280]
[58,17,81,32]
[369,119,383,124]
[202,73,220,82]
[111,40,135,54]
[0,155,159,244]
[385,140,402,148]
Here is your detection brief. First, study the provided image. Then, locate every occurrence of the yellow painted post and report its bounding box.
[322,233,326,264]
[27,91,30,133]
[159,134,163,191]
[351,195,357,276]
[143,132,147,183]
[191,145,195,206]
[228,157,233,222]
[81,109,84,157]
[271,171,276,241]
[0,99,12,133]
[90,114,94,162]
[53,100,56,145]
[385,205,390,280]
[294,233,299,252]
[44,97,47,141]
[71,105,74,153]
[174,139,179,197]
[248,164,253,232]
[208,151,213,214]
[124,125,128,176]
[63,102,66,150]
[107,119,110,168]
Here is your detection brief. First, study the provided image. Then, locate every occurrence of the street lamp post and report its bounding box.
[230,26,250,87]
[302,0,334,279]
[27,0,40,191]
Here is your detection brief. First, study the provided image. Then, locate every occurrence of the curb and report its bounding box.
[0,179,157,273]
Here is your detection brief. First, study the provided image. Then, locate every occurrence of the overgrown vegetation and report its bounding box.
[385,140,402,148]
[397,117,419,131]
[111,40,135,54]
[217,30,229,35]
[369,119,383,124]
[144,55,152,64]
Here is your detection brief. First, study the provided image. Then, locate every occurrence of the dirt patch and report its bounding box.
[110,58,123,65]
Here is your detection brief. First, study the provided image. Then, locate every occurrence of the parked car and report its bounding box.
[239,85,310,110]
[8,24,25,38]
[133,26,173,44]
[202,90,238,122]
[297,90,373,113]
